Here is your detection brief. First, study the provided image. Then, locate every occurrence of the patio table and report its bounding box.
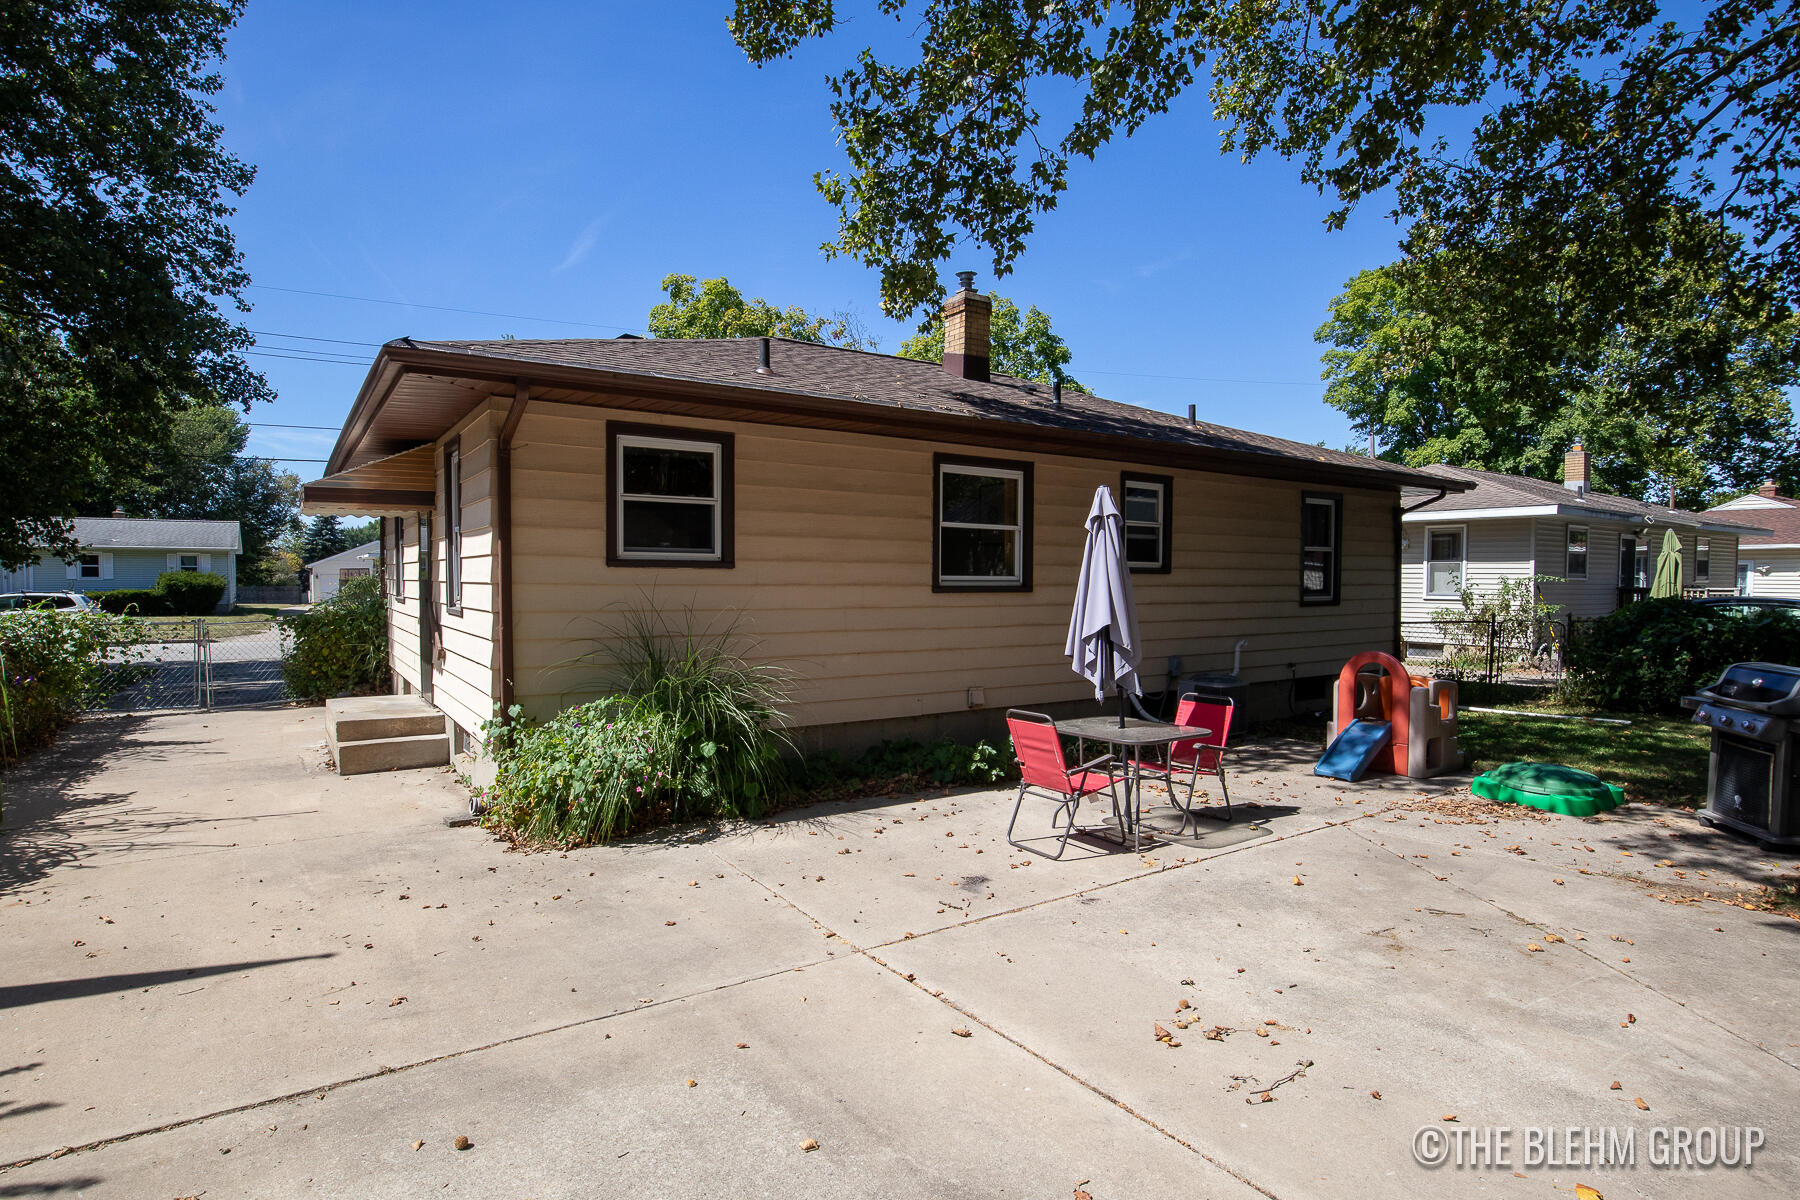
[1057,715,1207,852]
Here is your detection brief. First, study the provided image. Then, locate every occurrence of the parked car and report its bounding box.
[0,591,101,612]
[1690,596,1800,616]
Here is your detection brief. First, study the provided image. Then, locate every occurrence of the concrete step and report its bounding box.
[327,695,447,743]
[333,731,451,776]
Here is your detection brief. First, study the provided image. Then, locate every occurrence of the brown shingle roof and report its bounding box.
[398,336,1460,489]
[1709,492,1800,546]
[1403,464,1768,533]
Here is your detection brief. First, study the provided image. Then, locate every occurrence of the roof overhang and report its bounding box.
[1402,504,1769,536]
[302,444,437,517]
[320,342,1473,495]
[1742,542,1800,550]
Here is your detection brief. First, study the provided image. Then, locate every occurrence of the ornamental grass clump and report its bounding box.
[481,604,792,845]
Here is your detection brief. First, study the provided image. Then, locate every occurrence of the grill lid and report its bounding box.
[1697,662,1800,714]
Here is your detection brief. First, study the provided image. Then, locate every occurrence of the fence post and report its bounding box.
[1486,616,1498,685]
[199,618,213,711]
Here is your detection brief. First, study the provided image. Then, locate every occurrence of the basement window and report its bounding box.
[608,423,734,567]
[936,455,1031,590]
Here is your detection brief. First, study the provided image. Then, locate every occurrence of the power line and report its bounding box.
[248,421,341,431]
[251,330,385,348]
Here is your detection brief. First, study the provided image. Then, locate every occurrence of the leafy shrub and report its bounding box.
[795,737,1016,800]
[279,574,388,701]
[155,570,227,615]
[1426,574,1564,678]
[1563,598,1800,713]
[0,609,144,766]
[96,589,172,616]
[481,604,792,845]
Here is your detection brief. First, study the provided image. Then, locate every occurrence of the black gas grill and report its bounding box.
[1684,662,1800,848]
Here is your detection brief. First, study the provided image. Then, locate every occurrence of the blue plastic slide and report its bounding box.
[1314,719,1394,782]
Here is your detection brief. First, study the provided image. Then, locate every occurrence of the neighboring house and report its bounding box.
[5,514,241,612]
[300,279,1469,753]
[1400,448,1763,633]
[305,540,380,603]
[1707,482,1800,598]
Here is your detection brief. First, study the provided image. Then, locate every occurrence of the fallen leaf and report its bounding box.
[1545,933,1565,943]
[388,996,406,1007]
[1609,1081,1622,1090]
[951,1027,972,1038]
[1575,1186,1603,1200]
[1075,1191,1093,1200]
[800,1138,820,1152]
[1292,876,1304,886]
[411,1139,424,1151]
[736,1042,749,1049]
[1634,1097,1649,1111]
[1442,1114,1458,1122]
[665,921,677,926]
[1369,1090,1381,1100]
[1527,942,1545,952]
[686,1078,697,1088]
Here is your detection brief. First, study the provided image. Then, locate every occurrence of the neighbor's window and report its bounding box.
[937,455,1031,589]
[444,439,463,610]
[1697,538,1711,582]
[1425,527,1465,598]
[1565,526,1588,579]
[609,424,734,566]
[178,554,200,572]
[78,554,101,579]
[1299,492,1341,604]
[1121,473,1172,573]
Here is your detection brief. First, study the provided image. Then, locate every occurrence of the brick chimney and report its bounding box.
[1562,444,1590,493]
[1758,479,1782,499]
[942,271,991,382]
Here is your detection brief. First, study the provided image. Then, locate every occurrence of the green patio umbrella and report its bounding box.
[1650,526,1684,598]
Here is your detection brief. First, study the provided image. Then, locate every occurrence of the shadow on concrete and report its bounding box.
[0,954,336,1011]
[0,1100,62,1123]
[0,1178,105,1196]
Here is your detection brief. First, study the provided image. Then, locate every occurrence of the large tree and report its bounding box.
[1,0,266,570]
[896,292,1084,389]
[647,273,875,347]
[1318,225,1800,506]
[729,1,1800,331]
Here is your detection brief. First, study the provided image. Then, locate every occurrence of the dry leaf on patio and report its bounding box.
[800,1138,820,1152]
[388,996,406,1007]
[1369,1090,1381,1100]
[411,1139,424,1151]
[736,1042,749,1049]
[1441,1114,1458,1122]
[1634,1097,1649,1111]
[1575,1186,1603,1200]
[1609,1081,1622,1090]
[1074,1190,1093,1200]
[1545,933,1565,943]
[1527,942,1545,952]
[951,1027,973,1038]
[1292,876,1304,886]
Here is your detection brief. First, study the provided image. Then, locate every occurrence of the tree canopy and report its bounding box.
[1318,228,1800,507]
[896,292,1084,389]
[730,1,1800,330]
[0,0,266,570]
[647,273,874,347]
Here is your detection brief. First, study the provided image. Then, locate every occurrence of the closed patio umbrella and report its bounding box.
[1650,526,1684,598]
[1065,485,1142,726]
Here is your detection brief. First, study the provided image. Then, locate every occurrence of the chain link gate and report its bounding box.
[86,617,293,713]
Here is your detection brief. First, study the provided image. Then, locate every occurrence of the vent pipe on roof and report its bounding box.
[111,506,127,518]
[756,337,771,374]
[1187,404,1196,426]
[1051,378,1062,406]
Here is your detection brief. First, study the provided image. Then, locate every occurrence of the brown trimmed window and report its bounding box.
[1300,491,1342,605]
[444,439,463,611]
[607,423,735,567]
[935,454,1032,590]
[1121,473,1172,573]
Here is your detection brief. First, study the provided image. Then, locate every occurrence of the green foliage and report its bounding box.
[897,292,1084,389]
[154,571,226,615]
[0,1,267,571]
[1317,243,1800,507]
[339,519,380,547]
[301,515,348,563]
[1427,576,1565,677]
[729,1,1800,344]
[794,736,1016,800]
[0,608,143,766]
[481,605,793,845]
[1564,598,1800,714]
[95,589,172,616]
[278,574,388,701]
[648,274,874,348]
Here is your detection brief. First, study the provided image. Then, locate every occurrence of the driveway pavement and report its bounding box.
[1,709,1796,1198]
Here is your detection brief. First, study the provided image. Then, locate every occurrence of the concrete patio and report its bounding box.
[1,708,1795,1198]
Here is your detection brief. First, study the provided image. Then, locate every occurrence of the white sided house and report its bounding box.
[300,280,1472,754]
[305,540,380,603]
[0,515,241,611]
[1400,448,1763,636]
[1708,482,1800,598]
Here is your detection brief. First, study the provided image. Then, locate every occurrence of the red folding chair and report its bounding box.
[1005,709,1120,859]
[1164,693,1235,829]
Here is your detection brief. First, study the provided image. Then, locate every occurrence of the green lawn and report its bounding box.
[1456,707,1709,808]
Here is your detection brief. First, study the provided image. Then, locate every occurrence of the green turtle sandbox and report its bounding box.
[1470,762,1625,817]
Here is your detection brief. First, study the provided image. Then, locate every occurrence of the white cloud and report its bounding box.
[555,212,612,274]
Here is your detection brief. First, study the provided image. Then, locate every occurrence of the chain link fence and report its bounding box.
[85,616,293,712]
[1400,614,1572,686]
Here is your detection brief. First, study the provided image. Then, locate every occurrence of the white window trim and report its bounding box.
[1122,479,1167,570]
[167,552,211,573]
[67,551,112,581]
[1423,524,1467,599]
[939,462,1025,585]
[615,433,724,562]
[1564,525,1588,580]
[1696,538,1711,582]
[1300,493,1340,603]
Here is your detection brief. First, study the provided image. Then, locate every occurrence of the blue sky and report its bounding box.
[219,2,1419,474]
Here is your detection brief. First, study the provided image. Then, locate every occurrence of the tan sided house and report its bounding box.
[300,281,1469,753]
